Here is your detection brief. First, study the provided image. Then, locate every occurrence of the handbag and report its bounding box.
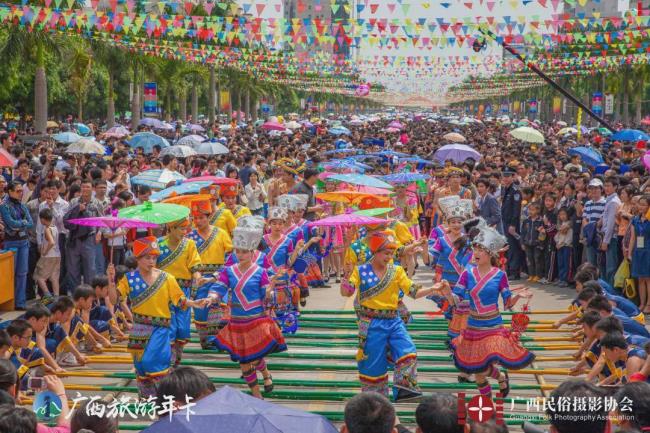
[613,259,630,289]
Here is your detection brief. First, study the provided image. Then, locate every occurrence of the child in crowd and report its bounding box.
[34,208,61,299]
[554,207,574,287]
[540,192,558,284]
[521,202,544,282]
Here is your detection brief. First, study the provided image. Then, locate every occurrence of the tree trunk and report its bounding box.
[78,97,83,122]
[208,65,216,126]
[228,88,233,119]
[165,90,172,122]
[131,67,141,129]
[623,68,630,125]
[237,89,243,121]
[216,82,221,120]
[245,89,250,121]
[107,71,115,128]
[191,82,198,122]
[635,94,643,124]
[179,87,187,122]
[34,65,48,134]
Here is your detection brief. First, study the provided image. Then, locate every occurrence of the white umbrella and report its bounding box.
[193,141,229,155]
[159,145,197,158]
[442,132,466,143]
[66,138,105,154]
[177,135,206,147]
[510,126,545,144]
[285,120,302,130]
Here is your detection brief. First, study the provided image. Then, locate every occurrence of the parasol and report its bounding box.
[261,121,286,131]
[162,194,212,208]
[192,141,229,156]
[315,191,380,205]
[567,146,604,167]
[104,125,130,138]
[118,201,190,224]
[433,144,481,164]
[127,132,170,153]
[381,173,430,184]
[308,213,388,227]
[509,126,545,144]
[183,176,239,186]
[354,207,395,217]
[66,138,105,155]
[387,120,404,129]
[328,126,351,136]
[442,132,466,143]
[611,129,649,142]
[159,145,198,158]
[67,215,157,264]
[327,173,394,189]
[556,127,577,136]
[176,135,207,147]
[131,169,185,189]
[139,117,163,128]
[0,148,17,167]
[150,181,212,202]
[53,132,82,144]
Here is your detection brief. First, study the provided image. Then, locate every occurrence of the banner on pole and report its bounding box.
[592,92,603,115]
[513,101,520,113]
[605,94,614,115]
[143,82,157,115]
[220,90,231,112]
[553,97,561,114]
[528,99,538,113]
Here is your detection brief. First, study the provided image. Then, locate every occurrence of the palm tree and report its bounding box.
[92,42,124,128]
[67,39,93,121]
[0,28,61,133]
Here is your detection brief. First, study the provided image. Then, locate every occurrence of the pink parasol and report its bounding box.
[183,176,239,186]
[357,185,394,195]
[318,171,336,180]
[308,214,387,227]
[643,150,650,171]
[261,121,286,131]
[68,215,157,264]
[0,148,16,167]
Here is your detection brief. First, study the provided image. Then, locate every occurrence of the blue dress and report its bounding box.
[631,217,650,278]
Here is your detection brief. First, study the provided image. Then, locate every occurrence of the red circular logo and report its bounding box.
[467,395,494,423]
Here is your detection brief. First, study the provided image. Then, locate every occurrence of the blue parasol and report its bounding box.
[150,181,212,202]
[328,126,351,136]
[52,132,82,144]
[327,173,394,189]
[611,129,649,142]
[131,169,185,189]
[568,146,604,167]
[399,157,437,166]
[127,132,170,153]
[381,173,431,184]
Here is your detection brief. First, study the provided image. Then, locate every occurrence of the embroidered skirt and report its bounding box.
[447,301,470,340]
[215,315,287,364]
[451,326,535,374]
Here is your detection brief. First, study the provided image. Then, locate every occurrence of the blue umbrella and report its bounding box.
[328,126,351,136]
[321,159,371,172]
[399,157,437,166]
[131,169,185,189]
[568,146,604,167]
[52,132,82,144]
[127,132,170,153]
[140,117,163,128]
[371,150,409,158]
[150,181,212,201]
[74,123,91,135]
[328,173,394,189]
[323,148,359,155]
[335,138,350,149]
[381,173,431,184]
[611,129,649,142]
[142,386,338,433]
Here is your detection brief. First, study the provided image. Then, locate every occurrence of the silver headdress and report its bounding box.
[277,194,293,210]
[289,194,309,211]
[268,206,288,221]
[472,225,507,257]
[232,216,265,250]
[438,196,473,221]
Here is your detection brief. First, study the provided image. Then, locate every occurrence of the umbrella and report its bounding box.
[162,193,212,208]
[381,173,430,184]
[46,120,59,129]
[261,121,286,131]
[323,148,358,155]
[52,132,82,144]
[160,145,197,158]
[596,127,613,136]
[557,127,578,136]
[118,201,190,225]
[321,159,370,172]
[127,132,170,153]
[104,126,130,138]
[159,121,175,131]
[327,173,394,189]
[611,129,649,142]
[315,191,380,205]
[187,123,206,133]
[131,169,185,189]
[0,148,17,167]
[556,121,568,127]
[285,120,302,130]
[348,119,365,126]
[193,141,229,156]
[643,150,650,171]
[384,127,400,133]
[74,123,91,135]
[399,157,437,166]
[388,120,404,129]
[509,126,545,144]
[568,146,604,167]
[177,135,207,147]
[442,132,466,143]
[309,213,388,228]
[371,150,409,158]
[67,215,157,264]
[300,120,314,128]
[354,207,395,217]
[66,138,105,155]
[183,176,239,186]
[142,385,337,433]
[139,117,163,128]
[329,126,351,136]
[433,144,481,164]
[357,185,394,195]
[150,181,212,202]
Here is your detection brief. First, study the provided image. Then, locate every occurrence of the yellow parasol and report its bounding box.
[316,191,386,206]
[162,193,212,208]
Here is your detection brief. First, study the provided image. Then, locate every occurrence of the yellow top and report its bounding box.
[349,263,414,310]
[390,220,414,245]
[189,227,233,265]
[218,203,252,220]
[157,237,202,280]
[211,207,237,235]
[117,271,184,319]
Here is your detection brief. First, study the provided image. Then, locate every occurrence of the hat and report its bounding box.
[444,167,464,177]
[588,178,603,188]
[133,236,161,258]
[289,194,309,211]
[277,194,293,210]
[502,166,516,176]
[368,230,399,253]
[472,226,507,257]
[438,196,473,221]
[487,137,497,145]
[274,157,303,175]
[191,200,212,217]
[220,184,238,197]
[232,216,265,250]
[268,206,288,221]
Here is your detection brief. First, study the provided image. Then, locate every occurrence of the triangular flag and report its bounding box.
[255,3,265,15]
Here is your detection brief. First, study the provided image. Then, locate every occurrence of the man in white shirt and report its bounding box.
[599,176,622,286]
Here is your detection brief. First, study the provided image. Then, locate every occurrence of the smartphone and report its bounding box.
[27,376,44,390]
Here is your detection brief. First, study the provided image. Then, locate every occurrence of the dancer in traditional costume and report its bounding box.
[187,200,233,349]
[157,217,202,366]
[205,184,237,237]
[114,236,210,397]
[428,196,474,340]
[218,183,252,221]
[209,216,287,398]
[320,180,346,284]
[443,225,534,398]
[341,230,436,401]
[261,206,303,315]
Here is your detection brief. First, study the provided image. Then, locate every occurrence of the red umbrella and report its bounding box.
[261,121,286,131]
[0,148,16,168]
